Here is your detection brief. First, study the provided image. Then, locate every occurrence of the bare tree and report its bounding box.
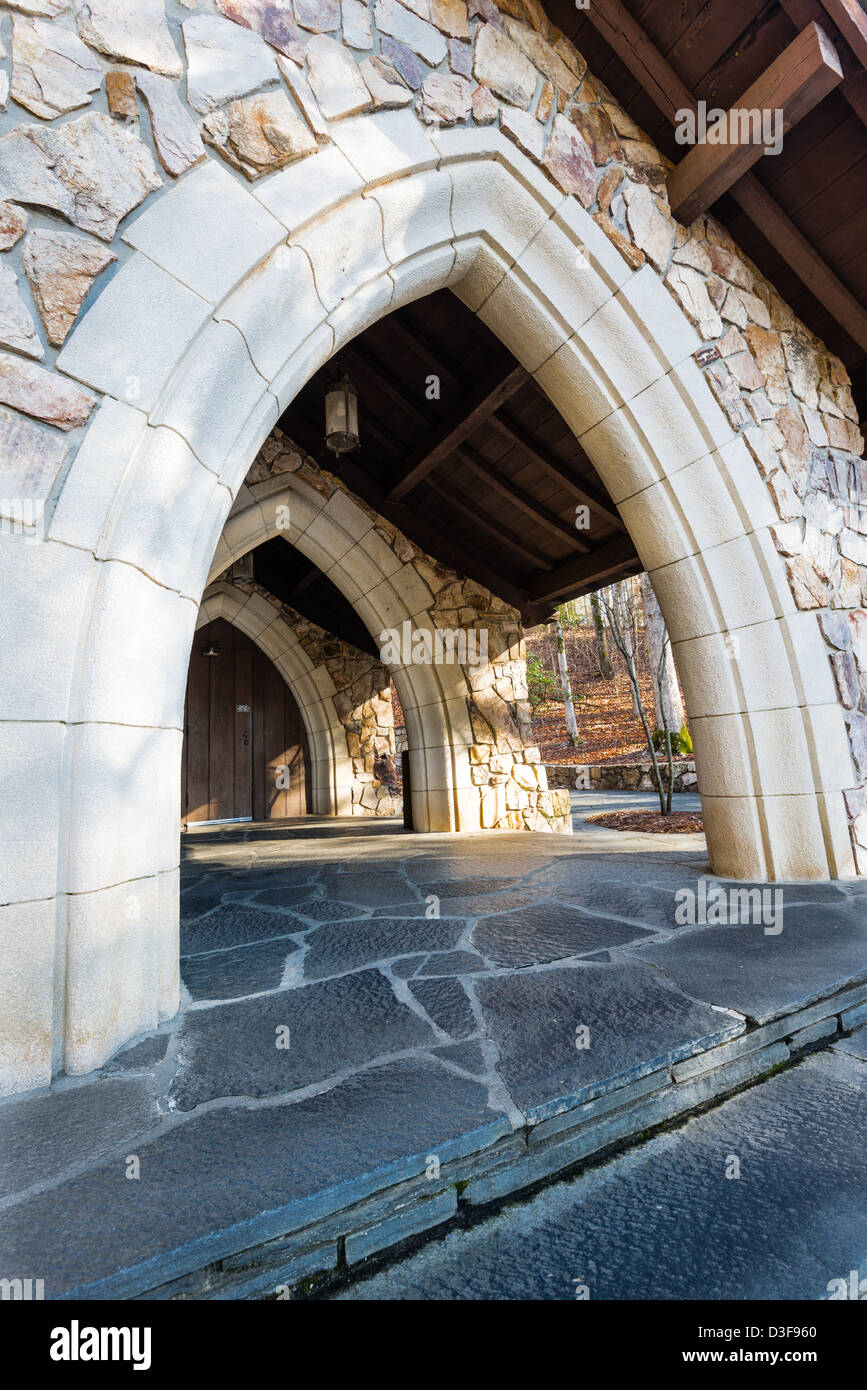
[598,580,673,814]
[613,580,641,716]
[552,608,580,746]
[641,573,684,738]
[590,591,612,678]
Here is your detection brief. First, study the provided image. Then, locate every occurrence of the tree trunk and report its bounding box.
[553,610,580,746]
[599,587,669,814]
[614,582,641,717]
[641,574,685,735]
[590,591,612,678]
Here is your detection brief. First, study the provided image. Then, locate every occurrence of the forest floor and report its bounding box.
[527,627,689,766]
[390,628,688,771]
[531,681,657,765]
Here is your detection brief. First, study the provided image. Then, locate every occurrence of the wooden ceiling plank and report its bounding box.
[340,343,429,430]
[489,412,625,529]
[456,444,591,552]
[665,0,770,92]
[337,457,530,609]
[424,476,554,570]
[386,362,528,501]
[668,22,843,224]
[380,315,463,396]
[732,171,867,352]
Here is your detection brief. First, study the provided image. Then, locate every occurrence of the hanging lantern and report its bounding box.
[324,368,359,455]
[229,554,254,583]
[202,645,220,658]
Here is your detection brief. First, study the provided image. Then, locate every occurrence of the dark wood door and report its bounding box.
[182,618,309,825]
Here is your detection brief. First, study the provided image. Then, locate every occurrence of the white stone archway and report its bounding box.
[1,112,859,1093]
[196,580,355,818]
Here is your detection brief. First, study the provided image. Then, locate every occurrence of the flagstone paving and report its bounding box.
[0,794,865,1299]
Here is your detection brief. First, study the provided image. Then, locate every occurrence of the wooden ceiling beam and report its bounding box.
[456,444,590,552]
[818,0,867,70]
[286,562,320,600]
[488,411,625,529]
[277,392,552,598]
[386,362,528,501]
[527,536,641,604]
[668,22,843,224]
[579,0,694,123]
[779,0,867,123]
[731,171,867,350]
[582,0,867,356]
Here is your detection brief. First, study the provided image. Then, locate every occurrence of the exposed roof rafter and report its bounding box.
[488,411,626,529]
[424,475,554,570]
[779,0,867,122]
[386,362,529,501]
[527,536,642,603]
[668,22,843,224]
[818,0,867,69]
[455,444,591,552]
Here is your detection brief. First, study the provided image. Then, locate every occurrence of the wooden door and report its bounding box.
[182,619,309,825]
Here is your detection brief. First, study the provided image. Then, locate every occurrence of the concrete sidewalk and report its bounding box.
[1,796,865,1300]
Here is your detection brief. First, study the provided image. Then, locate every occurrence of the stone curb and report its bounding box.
[131,976,867,1302]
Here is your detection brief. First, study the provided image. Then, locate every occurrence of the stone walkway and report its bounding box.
[1,795,865,1299]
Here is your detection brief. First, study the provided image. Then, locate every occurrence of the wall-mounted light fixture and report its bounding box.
[324,366,359,455]
[202,645,220,658]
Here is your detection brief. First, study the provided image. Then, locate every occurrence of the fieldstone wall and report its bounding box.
[0,0,862,860]
[546,760,698,795]
[244,426,574,831]
[287,609,403,817]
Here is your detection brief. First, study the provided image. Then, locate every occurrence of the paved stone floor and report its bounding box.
[1,793,865,1298]
[330,1046,867,1300]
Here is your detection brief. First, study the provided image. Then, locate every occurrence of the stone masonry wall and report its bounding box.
[545,760,698,795]
[0,0,863,855]
[247,426,573,831]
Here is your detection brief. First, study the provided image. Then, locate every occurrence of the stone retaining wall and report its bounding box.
[545,760,698,794]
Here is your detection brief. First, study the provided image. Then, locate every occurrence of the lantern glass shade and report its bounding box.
[324,373,359,454]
